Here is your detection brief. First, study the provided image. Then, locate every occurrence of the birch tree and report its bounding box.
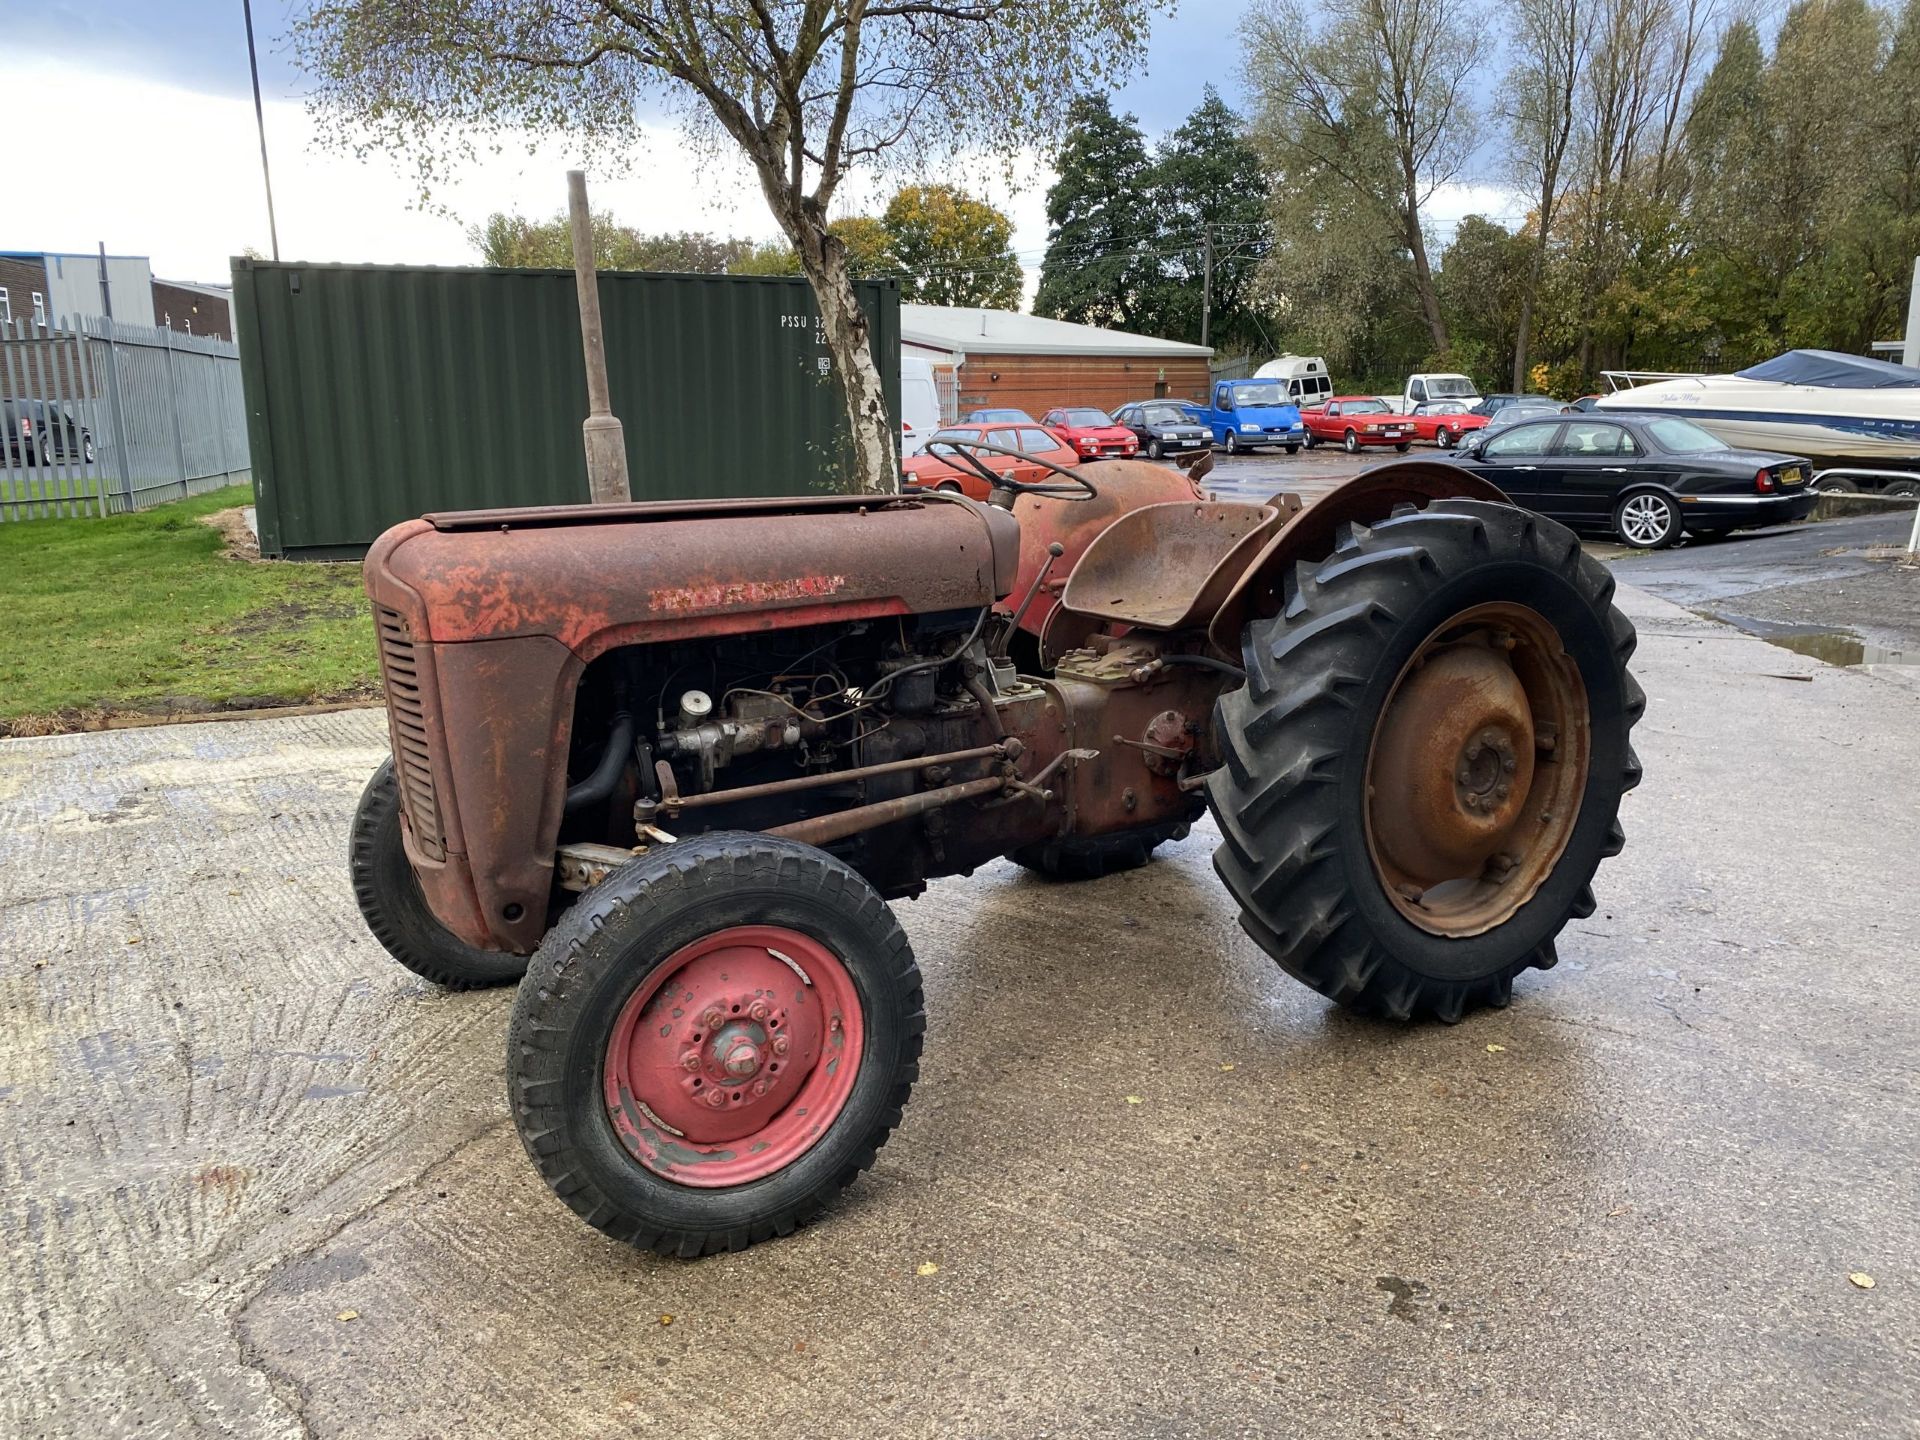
[295,0,1162,494]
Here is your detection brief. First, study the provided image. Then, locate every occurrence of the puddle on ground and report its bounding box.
[1700,611,1919,667]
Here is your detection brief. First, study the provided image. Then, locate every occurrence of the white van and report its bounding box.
[901,357,941,457]
[1255,354,1334,409]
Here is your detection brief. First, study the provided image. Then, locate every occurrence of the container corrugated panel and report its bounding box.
[233,260,901,558]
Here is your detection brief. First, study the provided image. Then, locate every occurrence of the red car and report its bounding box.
[1302,396,1414,453]
[1404,401,1488,449]
[901,422,1079,501]
[1039,407,1139,460]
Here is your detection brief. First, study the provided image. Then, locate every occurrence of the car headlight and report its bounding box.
[1239,422,1258,432]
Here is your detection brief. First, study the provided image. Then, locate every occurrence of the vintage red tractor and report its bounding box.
[352,443,1642,1256]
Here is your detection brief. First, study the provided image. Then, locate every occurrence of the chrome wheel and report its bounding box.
[1616,493,1675,548]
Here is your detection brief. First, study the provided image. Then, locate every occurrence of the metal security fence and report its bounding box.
[0,315,249,521]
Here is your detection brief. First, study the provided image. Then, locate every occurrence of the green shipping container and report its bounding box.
[232,260,902,558]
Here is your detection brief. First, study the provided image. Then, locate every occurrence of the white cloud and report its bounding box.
[7,62,779,279]
[31,59,1555,314]
[1426,182,1531,243]
[8,59,1061,304]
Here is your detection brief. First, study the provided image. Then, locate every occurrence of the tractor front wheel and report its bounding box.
[1207,500,1643,1022]
[349,760,531,989]
[507,832,923,1257]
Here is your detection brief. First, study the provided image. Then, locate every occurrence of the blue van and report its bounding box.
[1200,379,1304,454]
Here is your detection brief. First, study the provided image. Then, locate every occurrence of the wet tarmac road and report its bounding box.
[3,579,1915,1439]
[1606,511,1920,657]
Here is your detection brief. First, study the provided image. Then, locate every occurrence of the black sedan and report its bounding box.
[3,398,95,465]
[1447,411,1816,547]
[1113,399,1213,459]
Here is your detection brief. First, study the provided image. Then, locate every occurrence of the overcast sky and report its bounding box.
[4,0,1523,293]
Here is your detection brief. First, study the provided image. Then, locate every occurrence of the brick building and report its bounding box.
[0,251,232,337]
[151,278,233,340]
[900,305,1213,423]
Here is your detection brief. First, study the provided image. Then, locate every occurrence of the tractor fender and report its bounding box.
[1205,460,1511,657]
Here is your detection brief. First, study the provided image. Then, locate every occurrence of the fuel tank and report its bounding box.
[367,492,1023,655]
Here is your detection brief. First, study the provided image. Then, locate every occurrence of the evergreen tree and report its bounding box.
[1142,87,1271,352]
[1034,96,1158,329]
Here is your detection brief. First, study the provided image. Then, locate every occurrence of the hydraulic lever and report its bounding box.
[993,542,1065,657]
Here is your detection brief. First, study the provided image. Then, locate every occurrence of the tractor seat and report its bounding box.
[1058,501,1282,633]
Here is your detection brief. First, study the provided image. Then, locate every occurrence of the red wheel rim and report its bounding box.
[602,925,865,1188]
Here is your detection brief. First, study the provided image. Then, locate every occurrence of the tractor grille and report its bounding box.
[374,606,446,861]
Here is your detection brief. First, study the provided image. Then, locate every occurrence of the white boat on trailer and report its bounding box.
[1596,349,1920,495]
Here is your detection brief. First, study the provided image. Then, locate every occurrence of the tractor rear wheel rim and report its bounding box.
[1364,601,1590,938]
[601,924,864,1188]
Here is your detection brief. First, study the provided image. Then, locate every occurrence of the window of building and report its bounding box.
[32,292,47,327]
[0,288,9,324]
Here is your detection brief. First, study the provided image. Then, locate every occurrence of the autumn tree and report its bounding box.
[726,217,896,276]
[295,0,1162,494]
[1033,95,1158,328]
[1241,0,1480,354]
[470,210,759,271]
[882,184,1021,307]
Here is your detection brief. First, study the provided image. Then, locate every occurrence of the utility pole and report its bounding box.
[568,169,631,503]
[242,0,280,261]
[1199,225,1214,351]
[97,241,114,319]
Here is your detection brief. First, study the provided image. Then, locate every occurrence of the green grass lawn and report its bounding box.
[1,474,103,504]
[0,486,378,733]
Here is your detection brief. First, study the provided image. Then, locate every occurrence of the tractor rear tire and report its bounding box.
[350,760,532,989]
[507,832,924,1257]
[1011,818,1192,880]
[1207,499,1643,1022]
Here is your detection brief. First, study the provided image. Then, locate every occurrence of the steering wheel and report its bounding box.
[923,437,1097,502]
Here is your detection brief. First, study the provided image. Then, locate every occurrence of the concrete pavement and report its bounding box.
[1608,511,1920,658]
[2,582,1916,1439]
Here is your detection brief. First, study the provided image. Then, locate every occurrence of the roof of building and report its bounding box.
[900,305,1213,359]
[0,250,149,262]
[154,278,233,300]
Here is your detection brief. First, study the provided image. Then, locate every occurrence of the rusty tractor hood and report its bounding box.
[366,493,1022,660]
